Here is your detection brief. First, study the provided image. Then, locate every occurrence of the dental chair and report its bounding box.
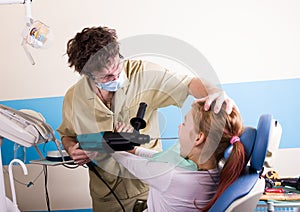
[209,114,280,212]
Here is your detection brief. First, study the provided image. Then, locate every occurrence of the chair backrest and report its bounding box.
[209,114,277,212]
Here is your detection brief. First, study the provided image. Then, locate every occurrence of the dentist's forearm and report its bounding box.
[188,78,221,98]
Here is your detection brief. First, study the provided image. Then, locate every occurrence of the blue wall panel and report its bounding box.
[160,78,300,149]
[222,78,300,148]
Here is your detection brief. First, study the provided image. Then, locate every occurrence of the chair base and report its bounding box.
[226,178,265,212]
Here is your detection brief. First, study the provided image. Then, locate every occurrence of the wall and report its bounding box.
[1,0,300,211]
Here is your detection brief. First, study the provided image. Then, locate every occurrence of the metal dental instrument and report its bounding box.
[151,137,178,140]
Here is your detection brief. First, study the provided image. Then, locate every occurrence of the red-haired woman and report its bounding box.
[111,101,246,211]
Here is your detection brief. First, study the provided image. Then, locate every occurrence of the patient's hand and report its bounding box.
[128,146,137,154]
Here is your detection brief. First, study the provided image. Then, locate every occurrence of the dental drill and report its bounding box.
[77,102,178,152]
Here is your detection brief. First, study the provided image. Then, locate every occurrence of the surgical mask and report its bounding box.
[95,71,125,92]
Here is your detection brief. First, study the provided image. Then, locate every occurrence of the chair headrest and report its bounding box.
[209,114,273,212]
[224,127,256,163]
[224,115,271,172]
[250,114,272,172]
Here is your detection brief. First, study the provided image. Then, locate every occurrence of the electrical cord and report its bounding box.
[61,160,126,211]
[3,165,44,187]
[62,163,79,169]
[87,162,126,212]
[3,162,51,211]
[43,165,51,212]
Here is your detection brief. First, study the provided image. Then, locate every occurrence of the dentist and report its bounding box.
[57,26,237,212]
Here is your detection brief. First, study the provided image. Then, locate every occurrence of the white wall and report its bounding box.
[0,0,300,101]
[3,164,92,211]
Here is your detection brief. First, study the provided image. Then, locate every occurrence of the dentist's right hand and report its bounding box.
[68,143,91,165]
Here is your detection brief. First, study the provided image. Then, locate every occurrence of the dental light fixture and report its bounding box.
[0,0,52,65]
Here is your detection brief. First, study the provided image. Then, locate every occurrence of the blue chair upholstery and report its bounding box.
[209,114,276,212]
[224,126,257,166]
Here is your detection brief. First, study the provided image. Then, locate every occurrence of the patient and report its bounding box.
[110,101,246,212]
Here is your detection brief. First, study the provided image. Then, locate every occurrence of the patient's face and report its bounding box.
[178,110,198,158]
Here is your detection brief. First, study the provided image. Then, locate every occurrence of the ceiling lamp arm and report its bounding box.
[0,0,25,5]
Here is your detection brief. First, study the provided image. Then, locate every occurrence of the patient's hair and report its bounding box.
[66,26,119,74]
[191,101,246,211]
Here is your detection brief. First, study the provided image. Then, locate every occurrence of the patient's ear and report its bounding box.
[194,132,206,146]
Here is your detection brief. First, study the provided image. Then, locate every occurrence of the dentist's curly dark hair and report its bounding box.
[66,26,120,74]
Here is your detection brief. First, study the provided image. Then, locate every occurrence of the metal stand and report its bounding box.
[0,137,7,211]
